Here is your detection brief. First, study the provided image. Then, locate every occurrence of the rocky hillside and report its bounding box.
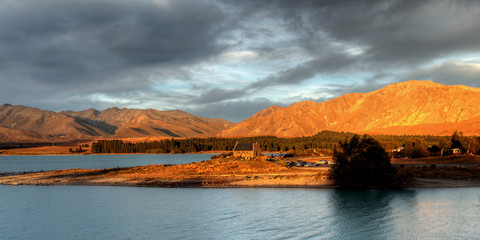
[61,107,231,138]
[0,104,232,142]
[219,80,480,137]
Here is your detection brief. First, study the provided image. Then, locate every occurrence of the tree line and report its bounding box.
[90,130,480,155]
[91,131,351,154]
[399,131,480,158]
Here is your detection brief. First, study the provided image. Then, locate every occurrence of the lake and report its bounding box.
[1,186,479,239]
[0,154,215,173]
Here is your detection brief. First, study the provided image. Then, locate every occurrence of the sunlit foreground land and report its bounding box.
[2,155,480,188]
[0,158,332,188]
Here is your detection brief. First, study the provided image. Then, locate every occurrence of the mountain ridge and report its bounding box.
[2,80,479,142]
[219,80,480,137]
[0,105,233,142]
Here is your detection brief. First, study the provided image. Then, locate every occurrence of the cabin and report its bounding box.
[393,147,405,153]
[233,142,262,158]
[392,147,405,158]
[451,148,462,155]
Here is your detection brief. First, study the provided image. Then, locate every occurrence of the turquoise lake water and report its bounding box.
[0,154,214,172]
[1,186,479,239]
[1,155,480,239]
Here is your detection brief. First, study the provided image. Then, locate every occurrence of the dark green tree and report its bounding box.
[404,138,428,158]
[330,134,396,187]
[451,131,465,153]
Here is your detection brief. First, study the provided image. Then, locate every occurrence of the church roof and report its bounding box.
[233,142,255,151]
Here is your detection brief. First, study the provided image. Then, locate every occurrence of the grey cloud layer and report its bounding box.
[1,0,479,122]
[0,0,226,91]
[247,0,480,89]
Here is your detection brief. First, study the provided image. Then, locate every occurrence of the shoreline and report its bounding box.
[2,155,480,189]
[0,151,227,156]
[2,168,480,189]
[2,176,480,189]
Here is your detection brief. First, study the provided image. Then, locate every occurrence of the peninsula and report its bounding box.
[2,155,480,188]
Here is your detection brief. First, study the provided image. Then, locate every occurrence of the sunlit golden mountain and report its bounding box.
[219,80,480,137]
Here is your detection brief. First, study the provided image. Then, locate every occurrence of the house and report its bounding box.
[233,142,262,158]
[393,147,405,153]
[451,148,462,154]
[392,147,405,158]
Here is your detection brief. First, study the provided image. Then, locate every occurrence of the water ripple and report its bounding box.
[1,186,480,239]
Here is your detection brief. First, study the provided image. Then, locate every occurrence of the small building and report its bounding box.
[451,148,462,154]
[392,147,405,158]
[233,142,262,158]
[393,147,405,153]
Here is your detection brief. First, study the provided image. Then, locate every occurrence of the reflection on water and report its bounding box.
[328,188,480,239]
[0,186,479,240]
[328,189,417,239]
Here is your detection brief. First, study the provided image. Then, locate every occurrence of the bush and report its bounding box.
[404,138,428,158]
[330,135,397,187]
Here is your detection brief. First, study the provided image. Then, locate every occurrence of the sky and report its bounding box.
[1,0,480,122]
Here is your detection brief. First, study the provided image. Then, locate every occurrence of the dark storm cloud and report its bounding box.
[0,0,227,90]
[274,0,480,66]
[208,0,480,106]
[187,98,281,123]
[405,62,480,87]
[229,0,480,89]
[248,52,356,91]
[195,88,246,104]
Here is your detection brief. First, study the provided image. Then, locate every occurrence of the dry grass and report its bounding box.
[0,145,91,155]
[0,158,332,187]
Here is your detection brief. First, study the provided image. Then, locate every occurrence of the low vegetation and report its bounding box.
[68,144,89,153]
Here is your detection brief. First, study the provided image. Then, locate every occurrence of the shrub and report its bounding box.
[330,134,397,187]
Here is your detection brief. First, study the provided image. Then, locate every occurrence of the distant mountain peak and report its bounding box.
[405,79,436,85]
[290,100,317,108]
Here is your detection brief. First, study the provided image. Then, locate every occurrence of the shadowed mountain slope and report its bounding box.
[0,104,232,142]
[63,107,232,138]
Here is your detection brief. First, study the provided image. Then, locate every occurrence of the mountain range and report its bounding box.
[1,80,480,142]
[0,105,232,142]
[219,80,480,137]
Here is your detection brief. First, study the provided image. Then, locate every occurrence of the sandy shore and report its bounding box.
[0,170,335,188]
[3,170,480,188]
[0,174,336,188]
